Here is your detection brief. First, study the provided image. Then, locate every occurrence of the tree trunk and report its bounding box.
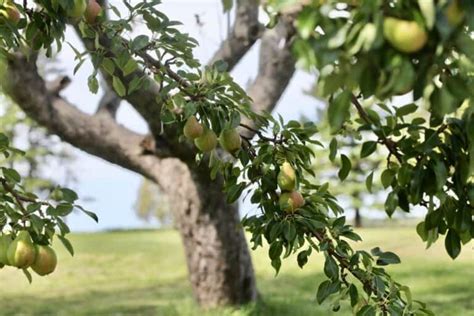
[153,159,258,307]
[354,207,362,228]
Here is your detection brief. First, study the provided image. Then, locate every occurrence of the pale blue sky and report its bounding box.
[53,0,321,231]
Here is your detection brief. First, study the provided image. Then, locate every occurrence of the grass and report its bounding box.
[0,227,472,315]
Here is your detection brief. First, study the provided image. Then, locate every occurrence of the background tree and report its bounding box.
[0,0,472,314]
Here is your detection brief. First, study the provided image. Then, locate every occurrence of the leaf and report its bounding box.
[131,35,150,51]
[316,280,339,304]
[381,169,395,189]
[376,251,401,266]
[384,191,399,217]
[112,76,126,97]
[324,255,339,280]
[366,172,374,193]
[87,75,99,94]
[338,154,352,181]
[328,91,351,133]
[329,138,338,162]
[445,229,461,259]
[221,0,233,12]
[75,205,99,223]
[57,235,74,256]
[357,305,376,316]
[22,269,33,284]
[360,141,377,158]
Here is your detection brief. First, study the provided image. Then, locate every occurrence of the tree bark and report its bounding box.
[152,159,258,307]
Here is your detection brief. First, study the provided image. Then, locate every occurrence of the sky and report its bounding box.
[50,0,321,232]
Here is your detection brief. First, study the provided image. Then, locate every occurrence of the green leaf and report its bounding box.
[316,280,339,304]
[329,138,338,162]
[366,172,374,193]
[57,235,74,256]
[221,0,233,12]
[384,191,399,217]
[360,141,377,158]
[356,305,376,316]
[22,269,33,284]
[131,35,150,51]
[328,91,351,133]
[324,255,339,280]
[87,75,99,94]
[445,229,461,259]
[381,169,395,189]
[338,154,352,181]
[112,76,126,97]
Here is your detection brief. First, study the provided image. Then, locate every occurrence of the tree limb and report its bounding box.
[4,53,172,181]
[208,0,263,71]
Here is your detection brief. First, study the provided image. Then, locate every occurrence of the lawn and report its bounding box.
[0,227,472,315]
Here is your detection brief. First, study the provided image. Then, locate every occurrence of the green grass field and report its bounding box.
[0,228,472,316]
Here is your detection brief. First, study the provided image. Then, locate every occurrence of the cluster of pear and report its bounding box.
[65,0,102,24]
[183,116,242,154]
[0,231,57,276]
[383,1,464,53]
[277,162,305,213]
[0,1,20,24]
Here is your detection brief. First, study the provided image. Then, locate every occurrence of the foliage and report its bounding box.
[0,0,472,314]
[0,132,97,281]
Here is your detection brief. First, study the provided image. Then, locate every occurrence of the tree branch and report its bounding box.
[208,0,263,71]
[3,52,171,182]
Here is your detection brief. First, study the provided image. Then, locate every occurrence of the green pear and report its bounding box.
[219,128,242,154]
[7,231,37,269]
[183,116,204,140]
[383,17,428,53]
[0,234,13,266]
[194,128,217,152]
[279,191,305,213]
[445,0,465,27]
[66,0,87,18]
[277,162,296,191]
[31,245,57,276]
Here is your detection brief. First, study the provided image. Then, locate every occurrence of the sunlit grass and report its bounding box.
[0,227,472,315]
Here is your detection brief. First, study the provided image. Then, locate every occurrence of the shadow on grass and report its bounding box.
[1,270,473,316]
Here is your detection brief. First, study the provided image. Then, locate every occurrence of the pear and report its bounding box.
[183,116,204,140]
[31,245,57,276]
[0,2,20,24]
[383,17,428,53]
[194,128,217,152]
[7,231,37,269]
[445,0,465,27]
[277,162,296,191]
[279,191,305,213]
[66,0,87,18]
[85,0,102,24]
[0,234,13,266]
[219,128,242,154]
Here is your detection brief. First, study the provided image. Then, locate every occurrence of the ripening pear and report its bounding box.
[277,162,296,191]
[183,116,204,140]
[219,128,242,154]
[7,231,37,269]
[0,234,13,266]
[445,0,465,27]
[66,0,87,18]
[85,0,102,24]
[194,128,217,152]
[0,2,20,24]
[31,245,57,276]
[383,17,428,53]
[279,191,305,213]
